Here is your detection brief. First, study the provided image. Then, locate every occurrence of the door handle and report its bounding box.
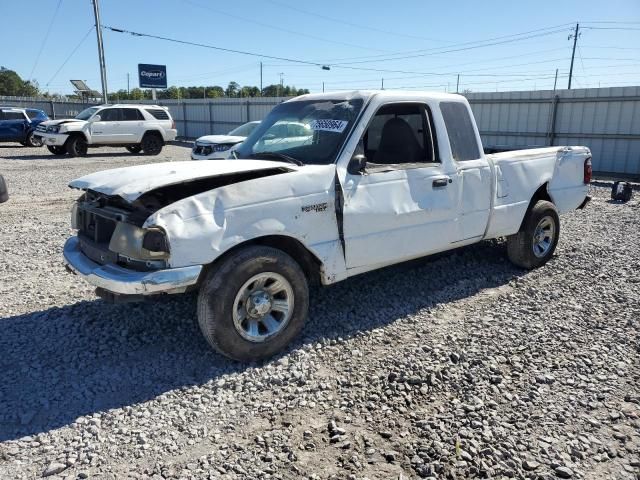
[432,177,450,188]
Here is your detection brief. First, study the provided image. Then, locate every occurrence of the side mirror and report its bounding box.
[90,115,101,122]
[348,154,367,175]
[0,175,9,203]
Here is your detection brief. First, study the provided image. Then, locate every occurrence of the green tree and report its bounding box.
[206,86,224,98]
[0,68,39,96]
[225,81,240,97]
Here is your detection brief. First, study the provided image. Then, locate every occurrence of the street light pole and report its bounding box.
[92,0,108,103]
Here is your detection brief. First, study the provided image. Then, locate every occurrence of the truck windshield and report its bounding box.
[235,98,364,165]
[75,107,100,120]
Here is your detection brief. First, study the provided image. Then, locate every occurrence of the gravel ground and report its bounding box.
[0,144,638,480]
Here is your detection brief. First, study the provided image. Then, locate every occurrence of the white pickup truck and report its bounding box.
[63,91,591,361]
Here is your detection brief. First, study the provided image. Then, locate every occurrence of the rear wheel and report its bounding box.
[141,133,163,155]
[25,131,43,147]
[507,200,560,269]
[126,145,142,154]
[197,246,309,362]
[47,145,66,155]
[66,135,88,157]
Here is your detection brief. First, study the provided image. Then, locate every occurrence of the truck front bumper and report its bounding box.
[37,132,69,146]
[63,237,202,295]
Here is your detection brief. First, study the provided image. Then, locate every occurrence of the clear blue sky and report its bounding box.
[2,0,639,96]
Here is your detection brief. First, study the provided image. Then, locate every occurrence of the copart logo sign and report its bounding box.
[138,64,168,89]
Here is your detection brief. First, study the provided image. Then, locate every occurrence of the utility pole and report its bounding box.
[278,72,284,97]
[568,23,580,90]
[381,78,384,90]
[456,74,460,93]
[127,73,130,95]
[91,0,108,103]
[260,62,263,96]
[553,68,558,91]
[322,82,325,93]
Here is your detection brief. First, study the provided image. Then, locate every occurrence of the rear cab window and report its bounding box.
[440,101,481,162]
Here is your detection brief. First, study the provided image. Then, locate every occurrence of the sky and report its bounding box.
[1,0,639,96]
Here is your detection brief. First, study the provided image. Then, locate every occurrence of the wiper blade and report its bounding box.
[248,151,304,166]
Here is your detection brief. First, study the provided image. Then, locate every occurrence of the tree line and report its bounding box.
[0,68,309,100]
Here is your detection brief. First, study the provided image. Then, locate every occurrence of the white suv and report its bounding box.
[35,104,177,157]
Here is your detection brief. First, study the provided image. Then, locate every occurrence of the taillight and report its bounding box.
[584,157,592,184]
[171,119,176,129]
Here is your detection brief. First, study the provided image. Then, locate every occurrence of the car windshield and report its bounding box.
[75,107,100,120]
[228,122,259,137]
[235,98,364,165]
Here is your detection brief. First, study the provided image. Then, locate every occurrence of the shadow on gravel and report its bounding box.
[0,241,526,441]
[1,151,142,161]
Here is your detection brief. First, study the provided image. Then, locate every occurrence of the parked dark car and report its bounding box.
[0,174,8,203]
[0,107,49,147]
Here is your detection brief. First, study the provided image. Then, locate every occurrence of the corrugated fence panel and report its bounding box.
[3,88,639,177]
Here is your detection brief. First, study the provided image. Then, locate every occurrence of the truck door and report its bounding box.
[440,101,492,241]
[117,108,145,142]
[90,108,120,143]
[341,102,459,270]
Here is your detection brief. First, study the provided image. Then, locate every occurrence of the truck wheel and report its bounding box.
[507,200,560,269]
[47,145,66,155]
[126,145,142,154]
[197,246,309,362]
[25,131,43,147]
[66,135,88,157]
[141,133,163,155]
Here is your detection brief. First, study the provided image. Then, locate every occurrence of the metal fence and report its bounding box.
[467,86,640,178]
[2,86,639,177]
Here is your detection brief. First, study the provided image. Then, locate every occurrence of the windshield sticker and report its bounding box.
[309,119,348,133]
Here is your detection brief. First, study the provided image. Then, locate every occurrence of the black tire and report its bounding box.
[141,133,163,155]
[25,130,43,147]
[47,145,66,155]
[507,200,560,269]
[126,145,142,154]
[0,175,8,203]
[65,135,88,157]
[197,245,309,362]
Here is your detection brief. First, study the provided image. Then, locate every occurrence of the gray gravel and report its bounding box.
[1,144,639,480]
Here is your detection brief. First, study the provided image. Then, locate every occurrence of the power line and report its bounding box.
[316,23,574,64]
[104,25,327,67]
[45,26,94,86]
[29,0,63,81]
[264,0,450,43]
[328,28,571,66]
[180,0,385,52]
[582,26,640,31]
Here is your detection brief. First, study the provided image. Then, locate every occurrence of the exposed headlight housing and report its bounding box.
[142,229,170,253]
[109,223,170,260]
[47,125,60,133]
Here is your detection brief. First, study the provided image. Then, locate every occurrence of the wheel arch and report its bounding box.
[65,130,89,143]
[517,182,554,231]
[143,129,165,142]
[198,234,324,287]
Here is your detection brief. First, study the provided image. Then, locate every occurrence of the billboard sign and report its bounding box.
[138,64,167,89]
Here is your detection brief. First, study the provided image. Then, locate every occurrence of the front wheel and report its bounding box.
[507,200,560,269]
[66,135,88,157]
[47,145,66,155]
[25,131,43,147]
[197,246,309,362]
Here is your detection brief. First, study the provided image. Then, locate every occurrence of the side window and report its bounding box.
[98,109,119,122]
[440,102,481,161]
[2,111,26,120]
[363,103,437,166]
[26,110,41,119]
[121,108,144,121]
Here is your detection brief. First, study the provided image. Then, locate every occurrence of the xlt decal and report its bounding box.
[301,202,328,213]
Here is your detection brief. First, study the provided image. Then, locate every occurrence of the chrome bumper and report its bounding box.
[63,237,202,295]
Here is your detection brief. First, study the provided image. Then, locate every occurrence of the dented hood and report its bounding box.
[69,160,295,203]
[41,119,86,127]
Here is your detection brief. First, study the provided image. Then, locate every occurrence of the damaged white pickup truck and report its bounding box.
[64,91,592,361]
